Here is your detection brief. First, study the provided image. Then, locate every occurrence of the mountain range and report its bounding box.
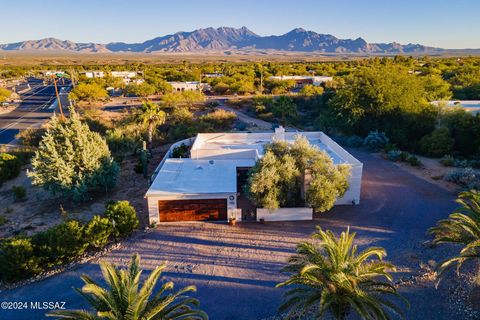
[0,27,454,54]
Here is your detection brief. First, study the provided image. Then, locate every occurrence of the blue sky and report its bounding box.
[2,0,479,48]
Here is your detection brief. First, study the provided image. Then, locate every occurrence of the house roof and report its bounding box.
[191,131,349,165]
[146,158,255,197]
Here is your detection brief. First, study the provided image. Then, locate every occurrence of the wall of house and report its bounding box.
[191,148,258,160]
[335,163,363,205]
[147,192,237,224]
[257,208,313,222]
[319,132,363,205]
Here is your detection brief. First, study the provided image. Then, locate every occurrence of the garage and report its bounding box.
[158,199,227,222]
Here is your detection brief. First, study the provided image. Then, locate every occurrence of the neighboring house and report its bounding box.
[111,71,137,78]
[168,81,210,92]
[111,71,137,84]
[269,75,333,88]
[83,71,105,78]
[204,73,224,78]
[145,127,362,224]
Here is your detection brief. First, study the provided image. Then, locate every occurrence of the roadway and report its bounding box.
[0,78,71,144]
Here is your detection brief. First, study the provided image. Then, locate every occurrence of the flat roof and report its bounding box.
[192,132,347,165]
[146,158,255,197]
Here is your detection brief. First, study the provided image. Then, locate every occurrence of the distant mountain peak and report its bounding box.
[0,27,444,54]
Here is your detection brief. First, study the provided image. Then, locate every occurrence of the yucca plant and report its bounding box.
[47,254,208,320]
[276,227,407,320]
[429,190,480,281]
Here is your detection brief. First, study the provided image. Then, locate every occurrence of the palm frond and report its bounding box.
[277,227,407,320]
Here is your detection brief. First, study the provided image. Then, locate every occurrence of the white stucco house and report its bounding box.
[83,71,105,78]
[145,127,362,224]
[269,75,333,88]
[168,81,210,92]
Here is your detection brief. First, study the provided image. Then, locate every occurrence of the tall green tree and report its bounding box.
[135,101,166,150]
[328,64,436,147]
[47,254,208,320]
[272,96,297,126]
[126,82,156,98]
[246,137,350,212]
[429,190,480,281]
[69,83,108,104]
[28,107,119,201]
[277,227,408,320]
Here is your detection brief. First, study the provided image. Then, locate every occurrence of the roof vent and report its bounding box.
[196,165,203,170]
[209,160,215,165]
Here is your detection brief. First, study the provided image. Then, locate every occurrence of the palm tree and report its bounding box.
[276,227,407,320]
[136,101,166,151]
[429,190,480,281]
[47,254,208,320]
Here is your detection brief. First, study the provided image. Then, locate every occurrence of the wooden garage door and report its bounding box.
[158,199,227,222]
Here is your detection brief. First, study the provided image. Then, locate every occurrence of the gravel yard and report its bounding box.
[0,149,478,320]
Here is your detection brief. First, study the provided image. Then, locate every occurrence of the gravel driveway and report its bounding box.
[0,149,464,319]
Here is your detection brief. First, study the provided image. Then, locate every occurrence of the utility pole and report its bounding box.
[260,68,263,94]
[69,68,76,89]
[52,76,64,119]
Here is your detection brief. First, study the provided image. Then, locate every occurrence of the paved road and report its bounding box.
[0,79,71,144]
[0,149,460,320]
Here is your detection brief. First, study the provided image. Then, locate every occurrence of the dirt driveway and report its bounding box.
[0,149,465,320]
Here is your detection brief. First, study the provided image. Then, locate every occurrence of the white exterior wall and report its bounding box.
[257,208,313,222]
[191,148,258,160]
[111,71,137,78]
[147,193,237,224]
[319,132,362,205]
[85,71,105,78]
[335,164,363,205]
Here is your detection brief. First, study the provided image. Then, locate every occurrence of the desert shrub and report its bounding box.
[382,143,398,153]
[454,158,470,168]
[440,155,455,167]
[133,157,144,174]
[344,135,364,148]
[418,127,454,157]
[0,153,21,185]
[469,160,480,169]
[31,220,88,266]
[106,127,142,157]
[440,109,480,157]
[11,185,26,201]
[257,112,275,121]
[399,151,410,162]
[255,104,268,114]
[83,117,111,136]
[172,143,190,158]
[15,128,47,147]
[363,131,389,151]
[205,101,219,110]
[0,238,41,281]
[386,150,402,162]
[104,201,139,238]
[444,167,480,190]
[7,147,34,165]
[200,109,237,130]
[235,122,248,131]
[84,216,112,248]
[407,155,422,167]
